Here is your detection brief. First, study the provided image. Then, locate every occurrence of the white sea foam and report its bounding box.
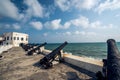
[64,52,72,55]
[82,56,103,61]
[64,51,103,61]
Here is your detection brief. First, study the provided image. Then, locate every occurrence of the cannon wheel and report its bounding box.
[43,62,53,69]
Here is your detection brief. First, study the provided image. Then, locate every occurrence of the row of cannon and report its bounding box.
[20,42,68,69]
[20,42,47,55]
[21,39,120,80]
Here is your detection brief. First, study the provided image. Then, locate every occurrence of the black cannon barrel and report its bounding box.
[28,42,47,55]
[107,39,120,80]
[20,43,29,51]
[31,42,47,51]
[39,41,68,65]
[46,41,68,59]
[36,42,47,49]
[25,44,35,51]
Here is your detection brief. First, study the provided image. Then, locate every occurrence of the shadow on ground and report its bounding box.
[33,60,97,80]
[63,62,97,80]
[33,61,41,67]
[66,71,81,80]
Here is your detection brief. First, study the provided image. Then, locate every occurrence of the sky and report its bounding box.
[0,0,120,43]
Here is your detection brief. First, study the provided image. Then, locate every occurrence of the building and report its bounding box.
[1,32,29,47]
[0,37,4,45]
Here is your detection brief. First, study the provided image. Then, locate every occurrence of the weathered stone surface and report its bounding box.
[0,47,92,80]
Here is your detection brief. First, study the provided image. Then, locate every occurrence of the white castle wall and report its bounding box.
[0,45,13,54]
[42,49,103,73]
[63,54,103,73]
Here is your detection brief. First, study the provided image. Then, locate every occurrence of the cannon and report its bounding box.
[39,41,68,69]
[20,43,29,51]
[26,43,40,51]
[96,39,120,80]
[20,43,36,51]
[27,42,47,55]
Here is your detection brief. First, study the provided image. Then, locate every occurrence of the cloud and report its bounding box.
[74,31,86,35]
[0,0,51,22]
[43,33,48,37]
[71,16,89,28]
[45,30,120,43]
[29,21,43,30]
[115,14,120,17]
[20,0,45,23]
[24,0,44,18]
[65,31,71,35]
[0,23,21,30]
[54,0,70,11]
[74,31,96,36]
[44,5,56,18]
[54,0,99,11]
[22,0,54,23]
[0,0,21,20]
[96,0,120,14]
[44,16,114,30]
[44,19,71,30]
[61,31,96,36]
[53,31,97,42]
[90,21,113,29]
[86,32,96,36]
[75,31,81,35]
[63,22,71,29]
[4,24,11,29]
[73,0,99,10]
[12,23,21,30]
[70,16,113,29]
[44,19,61,30]
[0,0,54,24]
[55,0,120,14]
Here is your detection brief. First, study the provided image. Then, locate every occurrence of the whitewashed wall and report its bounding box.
[0,45,13,54]
[2,32,28,47]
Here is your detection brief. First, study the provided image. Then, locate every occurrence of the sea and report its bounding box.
[45,42,120,60]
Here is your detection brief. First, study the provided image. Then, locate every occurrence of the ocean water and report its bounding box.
[45,42,120,60]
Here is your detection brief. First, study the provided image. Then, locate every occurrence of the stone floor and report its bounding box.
[0,47,96,80]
